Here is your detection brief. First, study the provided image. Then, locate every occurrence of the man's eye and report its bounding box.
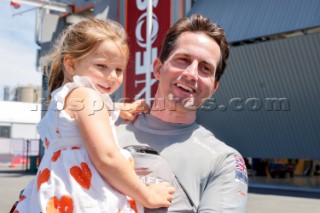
[199,64,213,75]
[203,66,210,72]
[116,68,123,73]
[177,58,189,63]
[98,64,108,69]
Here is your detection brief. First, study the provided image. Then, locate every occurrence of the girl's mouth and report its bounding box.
[97,83,111,94]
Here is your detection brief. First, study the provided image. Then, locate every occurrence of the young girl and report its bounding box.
[13,18,174,212]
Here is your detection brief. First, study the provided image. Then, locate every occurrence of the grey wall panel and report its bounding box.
[189,0,320,42]
[94,0,118,20]
[197,33,320,158]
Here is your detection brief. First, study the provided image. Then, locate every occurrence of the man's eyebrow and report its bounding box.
[173,51,216,69]
[174,52,190,57]
[202,60,214,66]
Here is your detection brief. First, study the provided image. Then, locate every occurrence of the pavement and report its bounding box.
[0,165,34,213]
[1,164,320,213]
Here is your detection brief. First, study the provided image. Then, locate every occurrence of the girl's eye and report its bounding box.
[116,68,123,73]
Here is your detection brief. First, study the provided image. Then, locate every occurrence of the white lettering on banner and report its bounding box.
[134,0,159,99]
[135,47,158,75]
[136,0,159,10]
[135,13,159,48]
[134,79,158,100]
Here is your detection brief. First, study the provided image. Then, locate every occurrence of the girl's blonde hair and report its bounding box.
[41,17,129,101]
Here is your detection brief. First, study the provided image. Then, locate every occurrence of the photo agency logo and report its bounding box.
[200,97,290,112]
[31,96,290,113]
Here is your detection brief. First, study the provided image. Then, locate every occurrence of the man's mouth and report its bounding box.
[176,83,195,93]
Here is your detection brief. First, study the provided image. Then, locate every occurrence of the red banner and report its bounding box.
[124,0,171,101]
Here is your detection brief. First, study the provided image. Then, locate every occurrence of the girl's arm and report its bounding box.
[116,100,150,121]
[65,87,174,208]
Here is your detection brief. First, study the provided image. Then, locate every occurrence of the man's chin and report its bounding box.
[181,98,199,111]
[182,105,199,111]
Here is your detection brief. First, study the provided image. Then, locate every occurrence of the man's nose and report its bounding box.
[184,60,199,80]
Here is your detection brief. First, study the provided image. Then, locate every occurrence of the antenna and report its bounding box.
[7,0,71,14]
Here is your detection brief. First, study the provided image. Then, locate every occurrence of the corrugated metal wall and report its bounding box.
[197,33,320,158]
[189,0,320,42]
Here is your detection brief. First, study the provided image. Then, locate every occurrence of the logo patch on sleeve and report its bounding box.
[234,155,248,186]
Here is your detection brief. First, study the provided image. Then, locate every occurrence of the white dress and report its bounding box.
[14,76,136,213]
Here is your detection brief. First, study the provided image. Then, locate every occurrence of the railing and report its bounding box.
[0,138,40,172]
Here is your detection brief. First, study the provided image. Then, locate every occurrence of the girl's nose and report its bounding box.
[106,69,117,81]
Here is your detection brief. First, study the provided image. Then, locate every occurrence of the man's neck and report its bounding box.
[150,107,196,124]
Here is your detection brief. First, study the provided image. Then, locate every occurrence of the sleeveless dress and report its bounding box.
[14,76,135,213]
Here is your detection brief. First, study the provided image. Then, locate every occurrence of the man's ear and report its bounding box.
[210,81,219,96]
[153,58,162,80]
[63,55,75,75]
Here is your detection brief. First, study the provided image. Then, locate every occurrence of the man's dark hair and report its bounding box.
[159,14,229,82]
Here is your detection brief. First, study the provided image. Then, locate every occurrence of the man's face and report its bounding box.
[153,32,221,111]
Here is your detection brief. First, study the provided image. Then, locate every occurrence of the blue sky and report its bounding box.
[0,1,42,99]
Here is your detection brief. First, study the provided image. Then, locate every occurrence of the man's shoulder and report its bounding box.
[116,121,134,140]
[195,124,240,155]
[116,121,130,130]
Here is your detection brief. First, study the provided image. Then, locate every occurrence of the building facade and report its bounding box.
[27,0,320,175]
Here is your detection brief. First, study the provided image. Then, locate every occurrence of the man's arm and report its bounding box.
[198,153,248,212]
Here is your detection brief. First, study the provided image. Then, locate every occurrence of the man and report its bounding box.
[118,14,248,212]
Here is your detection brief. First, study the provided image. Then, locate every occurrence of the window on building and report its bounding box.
[0,126,11,138]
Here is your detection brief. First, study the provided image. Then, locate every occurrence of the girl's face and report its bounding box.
[65,40,127,95]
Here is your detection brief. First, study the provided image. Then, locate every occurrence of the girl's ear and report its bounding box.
[153,58,162,80]
[63,55,76,76]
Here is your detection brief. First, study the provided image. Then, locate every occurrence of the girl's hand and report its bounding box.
[119,99,150,121]
[143,182,175,209]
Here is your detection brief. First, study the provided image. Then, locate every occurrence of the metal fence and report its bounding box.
[0,138,40,171]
